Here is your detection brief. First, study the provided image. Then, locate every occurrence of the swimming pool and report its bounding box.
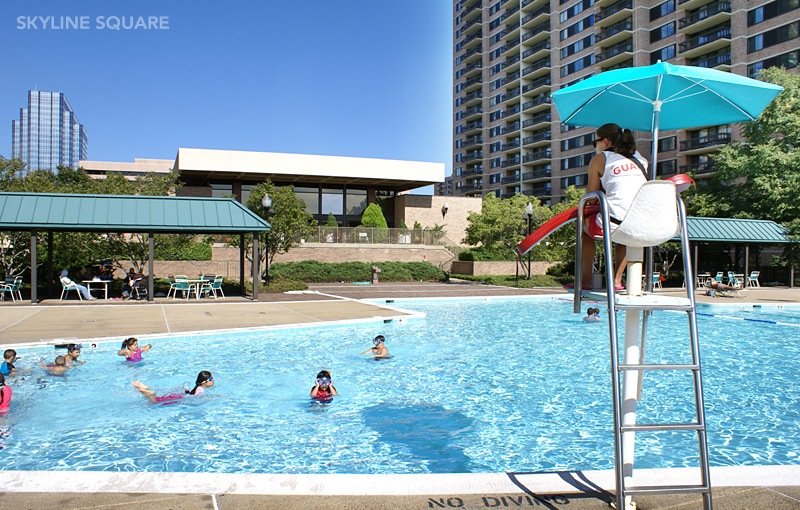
[1,297,798,475]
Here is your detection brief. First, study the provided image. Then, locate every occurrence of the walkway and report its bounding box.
[1,281,799,509]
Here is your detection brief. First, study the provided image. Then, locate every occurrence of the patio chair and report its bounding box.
[713,272,724,283]
[132,277,148,300]
[204,276,225,299]
[1,276,23,302]
[169,275,193,300]
[60,277,83,301]
[748,271,761,287]
[727,271,744,288]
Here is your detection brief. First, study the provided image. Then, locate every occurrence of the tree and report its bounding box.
[463,193,554,259]
[688,67,800,235]
[243,180,316,268]
[360,202,389,242]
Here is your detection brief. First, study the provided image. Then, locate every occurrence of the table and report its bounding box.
[83,280,110,300]
[187,279,212,299]
[696,273,711,288]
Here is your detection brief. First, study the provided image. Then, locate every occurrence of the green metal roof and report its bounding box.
[0,192,270,233]
[685,216,794,243]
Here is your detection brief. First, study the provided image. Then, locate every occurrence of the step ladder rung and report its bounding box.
[621,423,703,432]
[625,484,711,496]
[615,304,694,312]
[618,363,699,371]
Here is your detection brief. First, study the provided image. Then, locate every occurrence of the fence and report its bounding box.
[305,227,448,246]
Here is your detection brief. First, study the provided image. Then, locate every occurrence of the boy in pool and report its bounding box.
[361,335,391,358]
[39,356,70,375]
[1,349,18,376]
[310,370,339,400]
[64,343,85,367]
[117,337,153,362]
[133,370,214,404]
[583,307,601,322]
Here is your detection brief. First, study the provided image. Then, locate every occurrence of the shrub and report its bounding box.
[267,278,308,293]
[155,242,212,261]
[269,261,446,283]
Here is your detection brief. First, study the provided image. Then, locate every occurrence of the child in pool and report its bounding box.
[133,370,214,404]
[310,370,339,400]
[0,373,11,411]
[361,335,391,358]
[583,307,601,322]
[117,337,153,362]
[39,355,70,375]
[64,343,85,367]
[1,349,18,376]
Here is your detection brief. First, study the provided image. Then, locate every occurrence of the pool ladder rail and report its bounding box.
[573,190,712,510]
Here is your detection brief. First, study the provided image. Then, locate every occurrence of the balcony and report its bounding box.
[501,105,521,120]
[596,41,633,66]
[679,0,713,12]
[522,111,551,128]
[456,61,482,79]
[521,39,551,62]
[691,51,731,69]
[461,30,482,47]
[521,95,551,114]
[501,156,521,168]
[679,161,715,174]
[522,148,551,163]
[522,0,549,11]
[522,131,551,146]
[595,19,632,46]
[595,0,632,27]
[462,120,483,135]
[679,132,731,153]
[501,122,520,135]
[679,24,730,57]
[462,151,484,162]
[521,22,550,45]
[461,183,483,192]
[523,186,552,197]
[503,21,521,41]
[522,76,551,95]
[501,175,521,184]
[522,168,551,181]
[462,166,484,177]
[522,58,551,79]
[521,6,549,29]
[460,45,483,65]
[502,140,521,151]
[678,1,731,33]
[500,88,521,102]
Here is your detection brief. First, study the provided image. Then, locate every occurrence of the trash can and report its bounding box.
[371,266,381,284]
[592,272,603,289]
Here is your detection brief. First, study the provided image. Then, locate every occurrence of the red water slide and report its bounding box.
[515,174,695,257]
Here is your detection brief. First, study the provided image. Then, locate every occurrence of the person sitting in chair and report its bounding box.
[122,268,146,300]
[60,270,96,300]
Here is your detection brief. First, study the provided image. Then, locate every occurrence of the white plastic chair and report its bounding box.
[60,277,83,301]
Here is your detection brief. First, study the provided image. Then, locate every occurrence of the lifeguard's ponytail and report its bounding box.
[596,123,636,157]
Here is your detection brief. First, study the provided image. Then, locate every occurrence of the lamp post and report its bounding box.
[261,193,273,285]
[524,202,533,280]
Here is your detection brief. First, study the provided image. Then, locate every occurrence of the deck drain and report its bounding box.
[84,320,95,323]
[204,312,213,316]
[259,312,267,315]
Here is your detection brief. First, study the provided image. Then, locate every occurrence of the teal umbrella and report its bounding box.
[551,61,783,179]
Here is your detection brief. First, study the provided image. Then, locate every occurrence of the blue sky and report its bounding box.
[0,1,453,192]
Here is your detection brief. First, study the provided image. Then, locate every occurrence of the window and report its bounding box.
[561,54,594,77]
[650,21,675,43]
[650,0,675,21]
[210,183,233,198]
[560,14,594,41]
[561,174,588,188]
[748,21,800,52]
[658,136,677,152]
[748,49,799,77]
[656,160,677,176]
[561,35,594,59]
[345,189,367,216]
[561,153,594,170]
[560,0,595,22]
[294,187,319,215]
[748,0,799,26]
[650,44,676,64]
[562,133,594,151]
[490,173,502,184]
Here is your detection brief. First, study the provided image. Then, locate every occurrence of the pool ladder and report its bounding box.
[573,192,712,510]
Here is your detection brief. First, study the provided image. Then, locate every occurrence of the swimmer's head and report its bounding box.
[55,355,66,366]
[196,370,214,387]
[121,337,138,349]
[316,370,331,380]
[4,349,16,361]
[67,343,82,356]
[373,335,385,346]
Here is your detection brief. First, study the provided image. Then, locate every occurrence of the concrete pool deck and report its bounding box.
[1,281,799,509]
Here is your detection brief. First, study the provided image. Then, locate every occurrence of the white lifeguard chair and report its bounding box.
[573,181,712,510]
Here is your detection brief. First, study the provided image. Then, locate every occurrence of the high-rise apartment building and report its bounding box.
[12,90,88,175]
[450,0,799,202]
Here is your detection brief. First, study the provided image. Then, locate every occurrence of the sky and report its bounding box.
[0,0,453,193]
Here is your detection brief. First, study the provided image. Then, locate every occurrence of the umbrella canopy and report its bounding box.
[551,61,783,132]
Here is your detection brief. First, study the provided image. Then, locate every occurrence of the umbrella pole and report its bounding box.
[645,102,662,293]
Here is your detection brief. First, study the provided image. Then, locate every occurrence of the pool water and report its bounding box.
[1,297,798,474]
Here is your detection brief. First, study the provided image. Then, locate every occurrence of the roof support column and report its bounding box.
[47,232,54,299]
[148,232,155,302]
[744,244,750,279]
[252,232,259,301]
[30,230,38,304]
[239,234,245,297]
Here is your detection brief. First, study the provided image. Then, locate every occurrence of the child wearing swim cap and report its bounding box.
[310,370,338,400]
[361,335,391,358]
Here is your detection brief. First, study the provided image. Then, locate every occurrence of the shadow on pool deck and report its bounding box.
[1,281,799,509]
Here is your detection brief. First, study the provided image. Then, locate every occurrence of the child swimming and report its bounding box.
[310,370,338,400]
[133,370,214,405]
[39,356,70,375]
[117,337,153,362]
[583,307,601,322]
[1,349,18,376]
[361,335,391,358]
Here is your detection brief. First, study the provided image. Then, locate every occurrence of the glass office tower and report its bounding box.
[449,0,799,201]
[11,90,88,175]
